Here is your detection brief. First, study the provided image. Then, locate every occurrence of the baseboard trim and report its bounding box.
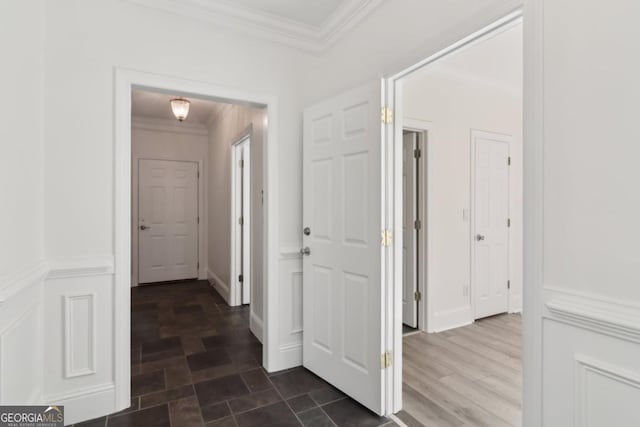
[250,311,264,343]
[44,383,115,425]
[0,259,48,306]
[207,268,230,305]
[544,287,640,344]
[268,342,302,372]
[47,256,114,279]
[433,306,473,332]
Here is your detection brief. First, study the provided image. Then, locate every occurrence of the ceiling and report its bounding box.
[131,90,227,125]
[127,0,384,53]
[229,0,344,27]
[407,23,523,94]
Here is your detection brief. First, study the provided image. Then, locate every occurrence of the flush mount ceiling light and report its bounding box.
[170,97,190,121]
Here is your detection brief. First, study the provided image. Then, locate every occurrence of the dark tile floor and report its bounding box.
[73,280,396,427]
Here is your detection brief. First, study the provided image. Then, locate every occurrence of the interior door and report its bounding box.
[472,135,510,318]
[302,81,384,415]
[240,140,251,305]
[402,132,418,327]
[139,159,198,284]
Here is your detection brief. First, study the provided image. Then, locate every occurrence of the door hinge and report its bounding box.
[414,148,421,159]
[381,230,392,247]
[239,274,244,283]
[197,262,199,269]
[414,219,422,230]
[507,280,511,289]
[507,218,511,227]
[239,217,244,226]
[381,352,392,369]
[197,171,200,178]
[414,291,422,302]
[240,159,244,168]
[197,216,200,224]
[381,107,393,124]
[508,156,512,166]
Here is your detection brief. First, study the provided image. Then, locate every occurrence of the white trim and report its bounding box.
[384,9,526,418]
[207,267,230,305]
[0,260,48,306]
[63,293,97,378]
[131,116,208,136]
[544,287,640,344]
[43,382,115,425]
[47,257,114,280]
[250,312,264,343]
[115,67,280,408]
[574,354,640,427]
[125,0,384,54]
[432,307,473,332]
[469,129,513,320]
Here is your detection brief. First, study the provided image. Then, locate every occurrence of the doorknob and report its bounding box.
[476,234,485,241]
[140,225,151,230]
[303,227,311,236]
[300,247,311,256]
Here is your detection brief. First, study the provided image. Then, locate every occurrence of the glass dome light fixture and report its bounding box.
[170,97,191,122]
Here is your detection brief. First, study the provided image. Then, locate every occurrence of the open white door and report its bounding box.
[402,132,418,327]
[232,138,251,305]
[302,81,384,415]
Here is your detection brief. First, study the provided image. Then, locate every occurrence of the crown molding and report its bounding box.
[126,0,384,54]
[132,116,209,136]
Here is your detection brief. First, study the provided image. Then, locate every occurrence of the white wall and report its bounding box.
[404,58,523,331]
[0,0,46,406]
[540,0,640,425]
[207,105,266,340]
[131,117,209,286]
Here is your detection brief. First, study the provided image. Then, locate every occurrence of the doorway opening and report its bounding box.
[390,13,524,425]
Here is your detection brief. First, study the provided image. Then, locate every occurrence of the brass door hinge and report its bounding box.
[414,148,421,159]
[381,230,392,247]
[414,291,422,302]
[414,219,421,230]
[381,352,392,369]
[381,107,393,124]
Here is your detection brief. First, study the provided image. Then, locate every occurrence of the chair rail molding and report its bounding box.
[47,256,115,280]
[544,287,640,343]
[0,259,48,306]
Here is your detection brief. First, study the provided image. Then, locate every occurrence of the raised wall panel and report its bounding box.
[64,294,96,378]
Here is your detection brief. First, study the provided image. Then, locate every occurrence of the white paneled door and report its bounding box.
[402,132,418,328]
[302,81,384,415]
[138,159,198,284]
[472,132,510,319]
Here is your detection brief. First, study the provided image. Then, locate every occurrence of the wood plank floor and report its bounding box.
[397,314,522,427]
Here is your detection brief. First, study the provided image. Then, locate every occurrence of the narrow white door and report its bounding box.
[139,159,198,284]
[472,133,510,319]
[302,81,384,415]
[402,132,418,327]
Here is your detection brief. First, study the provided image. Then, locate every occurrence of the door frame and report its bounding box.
[383,8,544,421]
[230,135,251,306]
[114,68,279,411]
[132,158,204,286]
[469,129,512,319]
[403,120,431,333]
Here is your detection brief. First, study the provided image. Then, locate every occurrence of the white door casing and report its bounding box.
[402,132,418,327]
[302,81,384,415]
[231,137,251,305]
[471,130,511,319]
[138,159,199,284]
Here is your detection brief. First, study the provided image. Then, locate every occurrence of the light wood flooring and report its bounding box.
[397,314,522,427]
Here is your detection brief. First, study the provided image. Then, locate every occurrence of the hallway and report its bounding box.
[73,280,396,427]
